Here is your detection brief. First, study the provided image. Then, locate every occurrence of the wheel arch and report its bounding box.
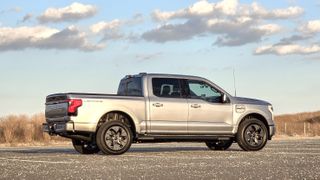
[96,110,138,136]
[236,113,270,139]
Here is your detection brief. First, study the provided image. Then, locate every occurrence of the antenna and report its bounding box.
[233,68,237,97]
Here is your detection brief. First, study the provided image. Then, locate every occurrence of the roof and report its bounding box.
[128,72,204,80]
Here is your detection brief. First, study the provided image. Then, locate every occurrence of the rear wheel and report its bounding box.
[96,121,133,155]
[236,118,268,151]
[205,140,233,150]
[72,139,100,154]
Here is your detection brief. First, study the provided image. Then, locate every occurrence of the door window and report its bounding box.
[187,80,222,103]
[152,78,182,98]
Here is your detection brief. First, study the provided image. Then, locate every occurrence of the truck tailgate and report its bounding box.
[45,94,69,122]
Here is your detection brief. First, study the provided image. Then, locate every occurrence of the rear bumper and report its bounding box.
[268,125,276,140]
[43,121,97,134]
[43,121,74,134]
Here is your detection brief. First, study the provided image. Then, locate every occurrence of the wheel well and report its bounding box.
[96,111,136,135]
[239,113,269,137]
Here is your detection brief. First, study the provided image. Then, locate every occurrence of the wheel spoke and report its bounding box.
[104,125,129,151]
[255,125,262,133]
[243,123,266,147]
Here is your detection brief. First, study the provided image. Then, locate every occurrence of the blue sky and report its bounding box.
[0,0,319,116]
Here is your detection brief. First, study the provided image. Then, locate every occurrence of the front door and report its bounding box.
[149,78,188,134]
[186,80,233,134]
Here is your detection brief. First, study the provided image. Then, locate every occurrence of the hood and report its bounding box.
[231,97,271,106]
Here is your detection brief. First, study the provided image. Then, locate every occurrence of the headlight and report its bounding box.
[268,105,273,112]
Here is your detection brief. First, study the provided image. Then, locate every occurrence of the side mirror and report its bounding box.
[222,94,228,103]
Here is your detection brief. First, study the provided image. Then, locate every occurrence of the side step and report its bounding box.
[136,134,234,142]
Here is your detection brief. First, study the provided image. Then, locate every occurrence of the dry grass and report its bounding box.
[275,111,320,136]
[0,113,66,145]
[0,111,319,145]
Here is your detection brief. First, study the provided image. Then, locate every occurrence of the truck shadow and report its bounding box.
[129,146,242,153]
[0,145,242,155]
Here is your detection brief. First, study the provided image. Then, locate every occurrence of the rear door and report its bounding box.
[148,78,188,134]
[185,80,233,134]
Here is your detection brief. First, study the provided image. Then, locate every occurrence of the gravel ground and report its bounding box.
[0,139,319,180]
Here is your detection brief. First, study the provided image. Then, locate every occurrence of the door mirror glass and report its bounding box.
[222,94,227,103]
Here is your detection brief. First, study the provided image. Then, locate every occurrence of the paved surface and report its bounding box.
[0,139,319,180]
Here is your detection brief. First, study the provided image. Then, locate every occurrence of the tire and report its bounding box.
[96,121,133,155]
[205,140,233,150]
[236,118,268,151]
[72,139,100,154]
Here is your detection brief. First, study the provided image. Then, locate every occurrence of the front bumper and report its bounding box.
[43,121,74,135]
[268,125,276,140]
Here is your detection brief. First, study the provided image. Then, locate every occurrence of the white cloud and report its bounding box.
[90,19,122,34]
[90,14,144,41]
[270,6,303,19]
[90,19,124,40]
[254,44,320,55]
[144,0,300,46]
[152,0,238,21]
[152,0,303,22]
[0,25,103,51]
[38,2,97,23]
[189,0,215,15]
[299,20,320,34]
[249,2,303,19]
[256,24,282,35]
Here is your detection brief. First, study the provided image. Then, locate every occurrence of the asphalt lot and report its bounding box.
[0,139,319,180]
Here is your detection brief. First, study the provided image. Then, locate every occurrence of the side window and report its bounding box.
[127,78,142,96]
[117,81,126,95]
[152,78,181,98]
[117,77,143,96]
[187,80,222,103]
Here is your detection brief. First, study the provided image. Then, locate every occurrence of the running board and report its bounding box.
[136,134,234,142]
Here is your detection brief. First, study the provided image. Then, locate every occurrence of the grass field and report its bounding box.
[0,111,319,145]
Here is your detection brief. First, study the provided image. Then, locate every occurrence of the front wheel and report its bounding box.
[236,118,268,151]
[205,140,233,150]
[72,139,100,154]
[96,121,133,155]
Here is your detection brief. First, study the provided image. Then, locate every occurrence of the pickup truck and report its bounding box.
[43,73,275,155]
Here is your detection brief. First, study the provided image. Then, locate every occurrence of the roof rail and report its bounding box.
[139,72,147,75]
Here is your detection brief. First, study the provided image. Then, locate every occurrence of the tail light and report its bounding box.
[67,99,82,115]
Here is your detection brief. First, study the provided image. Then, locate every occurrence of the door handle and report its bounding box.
[153,103,163,107]
[191,104,201,108]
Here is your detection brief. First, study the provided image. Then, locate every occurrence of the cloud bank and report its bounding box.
[142,0,302,46]
[0,26,103,51]
[1,0,320,56]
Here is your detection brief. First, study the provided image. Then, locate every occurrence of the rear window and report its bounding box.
[117,77,143,96]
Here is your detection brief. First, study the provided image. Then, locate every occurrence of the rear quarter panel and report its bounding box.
[71,96,146,133]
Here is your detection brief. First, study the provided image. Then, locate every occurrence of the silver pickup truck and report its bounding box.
[43,73,275,155]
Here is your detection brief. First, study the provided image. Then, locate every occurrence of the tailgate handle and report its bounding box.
[153,103,163,107]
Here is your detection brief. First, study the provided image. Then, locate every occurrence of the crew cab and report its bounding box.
[43,73,275,155]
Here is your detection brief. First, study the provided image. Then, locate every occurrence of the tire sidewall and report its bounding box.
[72,139,100,154]
[237,118,268,151]
[96,121,133,155]
[206,140,233,150]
